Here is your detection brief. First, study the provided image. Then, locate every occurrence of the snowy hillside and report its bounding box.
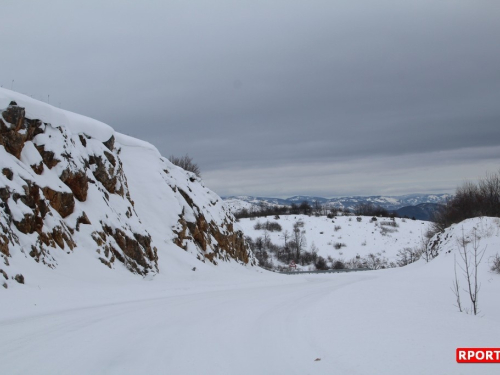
[238,214,430,269]
[0,88,254,289]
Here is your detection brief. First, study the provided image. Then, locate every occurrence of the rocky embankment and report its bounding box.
[0,90,254,288]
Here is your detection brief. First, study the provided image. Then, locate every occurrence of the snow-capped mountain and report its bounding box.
[0,88,254,288]
[223,193,451,212]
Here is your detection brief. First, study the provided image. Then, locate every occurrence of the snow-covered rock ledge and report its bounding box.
[0,88,254,288]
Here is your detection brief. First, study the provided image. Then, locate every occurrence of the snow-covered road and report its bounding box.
[1,273,373,374]
[2,264,499,375]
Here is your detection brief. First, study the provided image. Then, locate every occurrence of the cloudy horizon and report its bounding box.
[2,1,499,198]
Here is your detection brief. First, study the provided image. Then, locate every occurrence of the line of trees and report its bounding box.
[433,171,500,232]
[235,200,394,220]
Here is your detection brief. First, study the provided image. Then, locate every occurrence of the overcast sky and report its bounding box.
[2,1,499,197]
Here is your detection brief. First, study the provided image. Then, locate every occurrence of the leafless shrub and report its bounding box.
[380,226,397,235]
[490,253,500,274]
[454,228,486,315]
[254,221,282,232]
[380,221,399,228]
[332,260,345,269]
[294,220,305,228]
[396,247,422,266]
[168,154,201,177]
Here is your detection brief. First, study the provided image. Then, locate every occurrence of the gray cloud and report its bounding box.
[1,1,499,197]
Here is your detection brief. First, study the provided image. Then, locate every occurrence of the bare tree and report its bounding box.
[168,154,201,177]
[292,222,306,261]
[456,228,486,315]
[312,200,323,216]
[281,230,290,248]
[451,254,463,313]
[299,201,312,215]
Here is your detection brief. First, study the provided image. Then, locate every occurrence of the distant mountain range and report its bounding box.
[223,193,451,219]
[395,203,444,221]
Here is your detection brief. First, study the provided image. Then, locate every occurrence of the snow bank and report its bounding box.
[0,88,113,141]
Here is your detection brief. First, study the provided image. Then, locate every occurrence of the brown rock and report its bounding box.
[38,232,55,248]
[2,103,25,131]
[25,118,44,140]
[13,213,38,234]
[42,187,75,218]
[61,170,88,201]
[103,151,116,167]
[89,155,117,194]
[76,212,91,229]
[52,227,65,249]
[91,231,106,246]
[38,198,49,218]
[0,104,27,159]
[99,257,112,268]
[79,134,87,147]
[103,135,115,151]
[0,130,25,159]
[186,213,208,251]
[14,274,24,284]
[2,168,13,180]
[20,183,41,209]
[35,145,60,169]
[62,230,76,250]
[31,162,44,175]
[102,225,157,274]
[0,234,9,256]
[0,187,10,202]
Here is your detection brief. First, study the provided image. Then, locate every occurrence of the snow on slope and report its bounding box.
[239,214,430,267]
[1,217,499,374]
[0,88,254,289]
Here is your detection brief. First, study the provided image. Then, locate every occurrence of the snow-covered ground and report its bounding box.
[238,214,430,267]
[222,197,256,212]
[2,217,500,374]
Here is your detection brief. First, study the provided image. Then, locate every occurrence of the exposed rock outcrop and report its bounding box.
[0,89,254,288]
[0,99,159,283]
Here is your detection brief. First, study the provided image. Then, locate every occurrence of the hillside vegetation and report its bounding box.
[238,214,429,271]
[433,171,500,231]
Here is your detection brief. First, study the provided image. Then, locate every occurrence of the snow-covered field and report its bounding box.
[2,217,500,374]
[238,214,430,267]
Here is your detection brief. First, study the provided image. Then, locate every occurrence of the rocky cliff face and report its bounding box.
[0,89,254,289]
